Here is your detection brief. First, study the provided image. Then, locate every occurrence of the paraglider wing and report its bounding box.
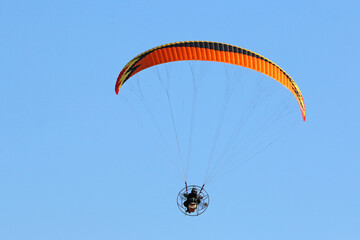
[115,41,306,121]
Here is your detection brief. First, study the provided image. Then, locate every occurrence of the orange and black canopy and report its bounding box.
[115,41,306,121]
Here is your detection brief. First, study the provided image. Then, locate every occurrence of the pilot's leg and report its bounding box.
[183,201,189,212]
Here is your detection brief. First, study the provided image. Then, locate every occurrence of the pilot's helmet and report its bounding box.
[191,188,198,194]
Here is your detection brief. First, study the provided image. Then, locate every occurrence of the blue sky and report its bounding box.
[1,0,360,239]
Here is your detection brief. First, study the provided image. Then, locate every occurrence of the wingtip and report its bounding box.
[302,111,306,121]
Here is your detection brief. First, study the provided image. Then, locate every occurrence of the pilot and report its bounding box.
[183,188,203,213]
